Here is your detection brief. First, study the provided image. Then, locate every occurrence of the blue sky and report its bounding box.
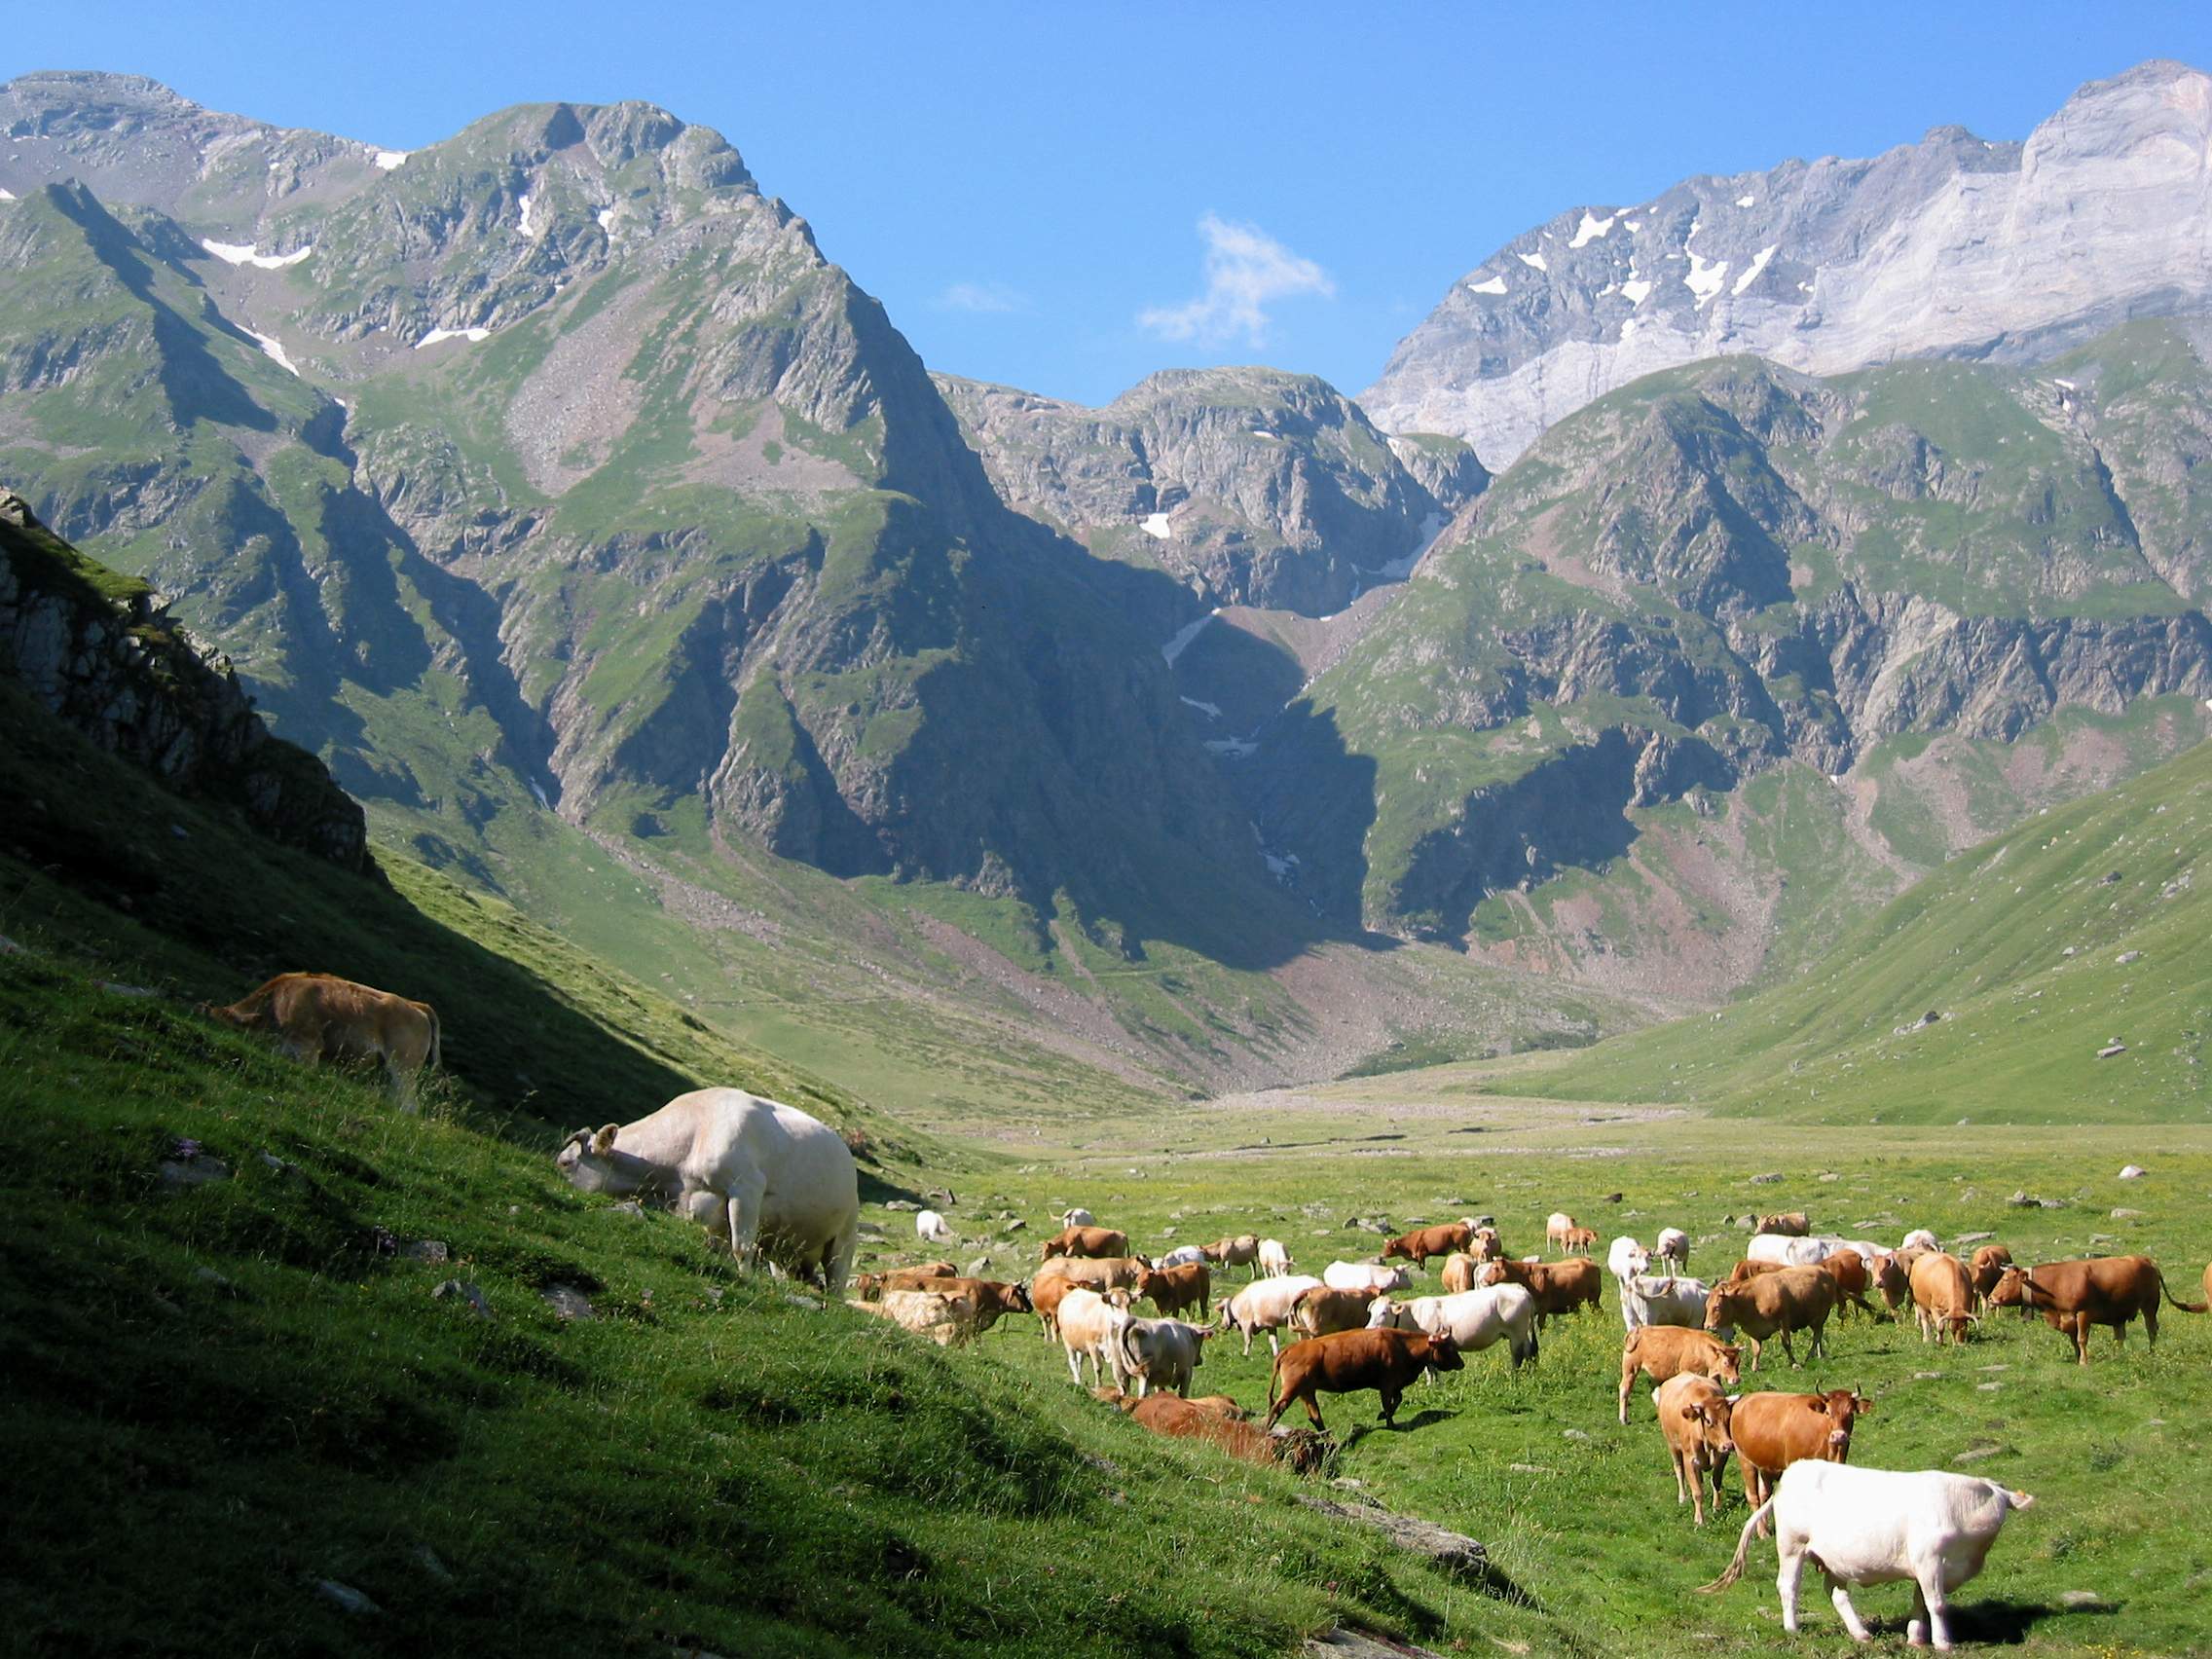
[12,4,2212,406]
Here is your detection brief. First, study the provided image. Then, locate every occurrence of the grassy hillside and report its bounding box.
[1485,735,2212,1122]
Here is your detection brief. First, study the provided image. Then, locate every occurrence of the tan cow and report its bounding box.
[1203,1235,1262,1276]
[1468,1227,1504,1264]
[1041,1225,1129,1261]
[203,972,440,1107]
[1819,1250,1878,1320]
[1730,1388,1871,1531]
[1039,1255,1148,1294]
[1871,1251,1912,1320]
[1477,1257,1604,1327]
[1654,1374,1736,1527]
[1987,1256,2207,1364]
[1725,1258,1789,1284]
[1910,1252,1977,1346]
[1030,1269,1130,1340]
[1188,1394,1249,1421]
[1619,1326,1743,1424]
[1290,1285,1383,1341]
[1382,1222,1473,1266]
[847,1286,982,1346]
[1057,1287,1134,1387]
[1561,1226,1599,1258]
[895,1275,1031,1334]
[850,1262,960,1300]
[1440,1252,1481,1295]
[1754,1211,1810,1237]
[1545,1212,1579,1252]
[1703,1267,1837,1371]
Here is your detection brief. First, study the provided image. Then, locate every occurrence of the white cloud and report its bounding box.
[1138,213,1335,346]
[938,280,1029,313]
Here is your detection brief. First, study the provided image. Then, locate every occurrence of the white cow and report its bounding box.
[1056,1287,1133,1388]
[1901,1228,1940,1253]
[557,1088,859,1291]
[1607,1235,1652,1294]
[849,1286,980,1346]
[1059,1207,1096,1229]
[1370,1283,1538,1370]
[1218,1274,1323,1357]
[1154,1244,1209,1270]
[1322,1260,1413,1295]
[1655,1228,1690,1272]
[1258,1238,1295,1277]
[1702,1461,2036,1650]
[1621,1274,1714,1333]
[916,1209,955,1244]
[1749,1234,1840,1269]
[1119,1316,1210,1398]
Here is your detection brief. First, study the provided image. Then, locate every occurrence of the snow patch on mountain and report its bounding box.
[202,239,312,270]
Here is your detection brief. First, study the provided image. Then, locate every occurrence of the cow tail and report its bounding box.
[426,1005,443,1073]
[2160,1272,2210,1314]
[1697,1500,1772,1594]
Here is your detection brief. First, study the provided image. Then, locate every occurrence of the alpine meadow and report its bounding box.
[6,29,2212,1659]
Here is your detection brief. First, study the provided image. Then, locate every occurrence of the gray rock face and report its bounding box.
[1366,60,2212,467]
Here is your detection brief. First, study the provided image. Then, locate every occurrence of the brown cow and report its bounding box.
[1910,1252,1977,1346]
[1478,1257,1604,1327]
[1290,1285,1381,1340]
[1970,1245,2014,1309]
[1703,1267,1836,1371]
[1039,1255,1148,1294]
[1988,1256,2207,1364]
[1134,1262,1212,1319]
[1041,1225,1129,1261]
[1264,1327,1462,1432]
[1725,1258,1789,1284]
[1202,1235,1262,1276]
[1730,1388,1871,1531]
[1819,1250,1878,1319]
[1188,1394,1249,1421]
[1468,1227,1504,1264]
[1871,1251,1912,1320]
[1030,1269,1129,1339]
[202,972,440,1107]
[1129,1393,1333,1474]
[1440,1252,1481,1295]
[850,1261,961,1300]
[1754,1212,1809,1237]
[1653,1374,1735,1527]
[1562,1226,1599,1257]
[1619,1326,1743,1424]
[896,1275,1032,1333]
[1382,1222,1473,1266]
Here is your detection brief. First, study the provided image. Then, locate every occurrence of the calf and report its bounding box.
[1969,1244,2013,1309]
[1041,1225,1129,1261]
[1129,1393,1333,1475]
[1730,1388,1872,1529]
[1561,1226,1599,1257]
[1264,1327,1461,1432]
[1619,1325,1741,1424]
[1544,1211,1578,1252]
[1322,1260,1413,1296]
[1704,1267,1837,1371]
[1056,1288,1134,1388]
[1477,1257,1603,1327]
[1134,1261,1212,1319]
[1439,1251,1481,1295]
[203,971,440,1108]
[1909,1252,1976,1346]
[1257,1238,1295,1277]
[1370,1284,1539,1372]
[1755,1212,1810,1237]
[1987,1255,2206,1364]
[1218,1274,1324,1357]
[848,1286,982,1346]
[1654,1373,1736,1527]
[1382,1222,1473,1266]
[1701,1463,2036,1650]
[1119,1316,1210,1398]
[1203,1235,1261,1276]
[1655,1228,1690,1272]
[915,1209,955,1244]
[1621,1273,1714,1334]
[1468,1226,1504,1264]
[1291,1285,1385,1341]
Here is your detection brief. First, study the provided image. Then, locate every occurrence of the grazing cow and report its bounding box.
[1039,1255,1148,1295]
[1700,1463,2037,1650]
[893,1275,1032,1333]
[1264,1327,1462,1432]
[1468,1226,1504,1263]
[916,1209,955,1244]
[1154,1244,1209,1271]
[1622,1274,1714,1334]
[1654,1374,1736,1526]
[1969,1245,2014,1309]
[1370,1284,1539,1372]
[1477,1257,1604,1327]
[1655,1227,1690,1272]
[1562,1226,1599,1257]
[1042,1225,1129,1261]
[1607,1235,1652,1289]
[1748,1234,1837,1269]
[1203,1235,1262,1276]
[1291,1285,1387,1341]
[203,972,440,1107]
[1900,1228,1939,1253]
[1128,1393,1333,1475]
[556,1088,860,1291]
[1818,1250,1879,1320]
[1618,1325,1741,1424]
[1258,1238,1295,1277]
[1439,1252,1482,1295]
[1987,1256,2207,1364]
[1910,1253,1977,1346]
[1218,1274,1324,1357]
[1119,1316,1210,1398]
[848,1286,983,1346]
[1058,1207,1096,1230]
[1755,1212,1809,1237]
[1030,1271,1128,1340]
[1382,1222,1473,1266]
[1134,1262,1212,1319]
[1322,1260,1414,1295]
[1731,1389,1872,1529]
[1726,1257,1789,1283]
[1056,1287,1134,1387]
[1872,1251,1912,1320]
[1545,1212,1578,1252]
[1704,1267,1837,1371]
[850,1261,961,1299]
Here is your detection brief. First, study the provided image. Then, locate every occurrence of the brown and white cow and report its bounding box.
[1477,1257,1604,1327]
[1730,1388,1872,1530]
[1382,1222,1474,1266]
[1654,1373,1736,1527]
[203,972,440,1107]
[1987,1256,2207,1364]
[1264,1327,1461,1432]
[1544,1212,1579,1252]
[1041,1225,1130,1261]
[1618,1325,1743,1424]
[1703,1267,1837,1371]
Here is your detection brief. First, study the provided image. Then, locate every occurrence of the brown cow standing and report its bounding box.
[202,972,440,1108]
[1264,1327,1462,1431]
[1129,1393,1333,1474]
[1988,1256,2207,1364]
[1725,1258,1789,1284]
[1730,1388,1871,1531]
[1871,1251,1912,1320]
[1619,1326,1743,1424]
[1041,1225,1129,1261]
[1290,1285,1381,1340]
[1819,1250,1879,1319]
[1562,1227,1599,1257]
[1202,1235,1262,1276]
[1382,1222,1473,1266]
[1653,1374,1736,1527]
[1468,1227,1504,1264]
[895,1275,1032,1333]
[1134,1262,1212,1319]
[1970,1245,2014,1309]
[1478,1257,1604,1327]
[1030,1270,1129,1340]
[1703,1267,1837,1371]
[1910,1252,1977,1346]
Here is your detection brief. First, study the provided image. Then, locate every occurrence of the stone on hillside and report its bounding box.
[1952,1445,2009,1464]
[315,1580,380,1615]
[2062,946,2078,958]
[2007,1192,2039,1207]
[2119,1164,2147,1179]
[539,1283,594,1320]
[97,980,160,998]
[965,1257,992,1276]
[1000,1217,1026,1234]
[1749,1172,1783,1185]
[159,1155,232,1191]
[2111,1208,2144,1219]
[432,1280,491,1317]
[1295,1495,1487,1579]
[1819,1172,1840,1183]
[856,1222,887,1239]
[2117,950,2141,965]
[1305,1628,1448,1659]
[2061,1591,2102,1609]
[781,1293,823,1311]
[1955,1232,1996,1245]
[2097,1042,2127,1058]
[0,935,19,954]
[403,1239,450,1263]
[1563,1429,1592,1442]
[884,1200,919,1212]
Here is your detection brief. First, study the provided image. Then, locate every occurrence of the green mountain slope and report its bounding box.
[1495,735,2212,1122]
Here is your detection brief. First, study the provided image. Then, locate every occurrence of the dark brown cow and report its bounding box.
[1988,1256,2207,1364]
[1618,1326,1742,1424]
[1134,1262,1212,1319]
[1129,1393,1333,1474]
[1382,1222,1473,1266]
[202,972,440,1106]
[1264,1327,1462,1431]
[1041,1225,1129,1261]
[1477,1257,1604,1326]
[1730,1388,1871,1530]
[1754,1212,1809,1237]
[1703,1266,1837,1371]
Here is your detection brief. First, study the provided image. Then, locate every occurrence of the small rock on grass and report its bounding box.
[2119,1164,2147,1180]
[432,1280,491,1317]
[540,1283,594,1320]
[403,1239,450,1263]
[2061,1591,2101,1608]
[315,1580,380,1615]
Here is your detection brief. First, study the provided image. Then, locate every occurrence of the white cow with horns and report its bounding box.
[556,1088,860,1292]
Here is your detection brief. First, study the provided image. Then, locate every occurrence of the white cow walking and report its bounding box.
[916,1209,956,1244]
[556,1088,860,1292]
[1257,1238,1295,1277]
[1369,1283,1539,1371]
[1701,1461,2037,1650]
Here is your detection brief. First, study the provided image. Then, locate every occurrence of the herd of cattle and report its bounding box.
[199,977,2210,1649]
